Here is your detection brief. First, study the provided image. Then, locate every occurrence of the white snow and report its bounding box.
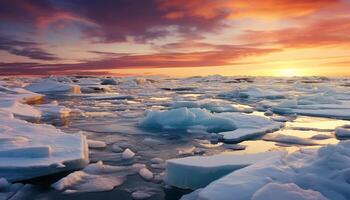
[122,148,135,159]
[182,141,350,200]
[165,151,285,190]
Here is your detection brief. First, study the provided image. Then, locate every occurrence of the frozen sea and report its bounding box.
[1,75,350,200]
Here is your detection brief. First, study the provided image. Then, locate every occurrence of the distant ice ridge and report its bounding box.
[263,93,350,120]
[181,141,350,200]
[0,86,88,182]
[25,79,81,94]
[219,87,285,100]
[140,107,283,142]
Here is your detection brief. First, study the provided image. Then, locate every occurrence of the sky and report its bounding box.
[0,0,349,77]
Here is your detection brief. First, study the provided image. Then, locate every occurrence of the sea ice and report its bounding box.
[251,183,328,200]
[87,139,107,149]
[0,92,88,182]
[132,190,154,200]
[140,108,282,137]
[170,100,252,113]
[182,141,350,200]
[263,133,318,145]
[52,161,144,193]
[139,168,154,181]
[165,151,285,190]
[335,127,350,138]
[122,148,135,159]
[26,79,81,94]
[219,87,285,99]
[36,101,71,119]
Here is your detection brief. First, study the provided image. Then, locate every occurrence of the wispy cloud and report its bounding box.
[0,35,58,60]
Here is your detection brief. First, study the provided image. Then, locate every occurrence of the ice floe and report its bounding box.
[87,139,107,149]
[122,148,136,159]
[139,168,153,181]
[0,86,88,182]
[140,108,282,138]
[0,114,89,181]
[26,79,81,94]
[52,161,145,193]
[263,133,319,146]
[170,99,253,113]
[251,183,327,200]
[335,127,350,139]
[165,151,285,190]
[181,141,350,200]
[219,87,285,100]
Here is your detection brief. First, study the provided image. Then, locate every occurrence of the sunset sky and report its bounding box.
[0,0,349,77]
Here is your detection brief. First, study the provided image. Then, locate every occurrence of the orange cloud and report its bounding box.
[240,17,350,48]
[158,0,339,20]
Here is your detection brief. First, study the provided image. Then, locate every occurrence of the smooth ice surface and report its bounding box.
[0,114,89,182]
[183,141,350,200]
[165,151,285,190]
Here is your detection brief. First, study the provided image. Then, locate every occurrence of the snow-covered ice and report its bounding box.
[165,151,285,190]
[140,108,282,140]
[182,141,350,200]
[0,84,88,182]
[251,183,327,200]
[26,79,81,94]
[2,76,350,199]
[0,114,89,182]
